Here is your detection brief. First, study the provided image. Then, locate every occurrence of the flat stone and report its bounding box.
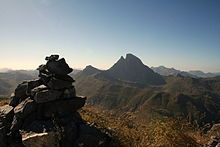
[22,132,60,147]
[46,58,73,75]
[37,96,86,118]
[31,85,47,97]
[47,77,73,90]
[34,89,63,103]
[54,74,75,82]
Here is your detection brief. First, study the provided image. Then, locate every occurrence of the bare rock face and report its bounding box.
[0,55,111,147]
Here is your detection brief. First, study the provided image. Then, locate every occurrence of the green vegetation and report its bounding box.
[80,106,207,147]
[75,70,220,125]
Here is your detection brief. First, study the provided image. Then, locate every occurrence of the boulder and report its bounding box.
[11,98,37,132]
[37,97,86,118]
[14,98,37,119]
[22,132,60,147]
[14,82,29,101]
[47,77,73,90]
[33,89,63,103]
[46,58,73,75]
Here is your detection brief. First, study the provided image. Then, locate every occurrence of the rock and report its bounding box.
[0,105,14,121]
[9,93,20,107]
[37,97,86,118]
[55,74,75,82]
[0,127,7,147]
[47,77,73,90]
[0,105,14,128]
[14,82,29,101]
[45,55,59,61]
[22,120,54,133]
[22,132,60,147]
[207,136,220,147]
[31,85,47,97]
[75,124,110,147]
[26,79,42,95]
[39,74,51,86]
[33,89,63,103]
[11,98,37,132]
[59,121,78,147]
[62,87,76,99]
[46,58,73,75]
[14,98,37,119]
[209,123,220,136]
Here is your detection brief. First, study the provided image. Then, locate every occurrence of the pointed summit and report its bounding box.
[102,54,165,85]
[125,53,143,64]
[82,65,101,75]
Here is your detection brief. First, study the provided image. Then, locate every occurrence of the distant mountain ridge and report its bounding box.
[151,66,220,78]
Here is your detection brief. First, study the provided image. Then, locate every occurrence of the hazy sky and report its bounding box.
[0,0,220,72]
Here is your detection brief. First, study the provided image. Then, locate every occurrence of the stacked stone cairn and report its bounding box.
[0,55,110,147]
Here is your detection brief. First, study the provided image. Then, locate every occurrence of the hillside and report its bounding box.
[74,55,220,125]
[0,71,37,97]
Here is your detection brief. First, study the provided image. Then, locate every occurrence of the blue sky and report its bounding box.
[0,0,219,72]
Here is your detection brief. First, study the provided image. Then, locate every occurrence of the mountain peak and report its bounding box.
[125,53,142,63]
[101,54,165,85]
[82,65,101,75]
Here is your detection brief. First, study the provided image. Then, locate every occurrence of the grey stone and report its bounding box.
[62,87,76,99]
[46,58,73,75]
[14,98,37,119]
[11,98,37,132]
[14,82,29,102]
[26,79,42,95]
[31,85,47,98]
[34,89,62,103]
[0,105,14,127]
[47,77,73,90]
[37,97,86,118]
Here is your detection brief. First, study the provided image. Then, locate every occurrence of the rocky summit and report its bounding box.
[0,55,110,147]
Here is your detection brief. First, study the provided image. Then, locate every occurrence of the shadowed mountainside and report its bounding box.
[74,54,220,125]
